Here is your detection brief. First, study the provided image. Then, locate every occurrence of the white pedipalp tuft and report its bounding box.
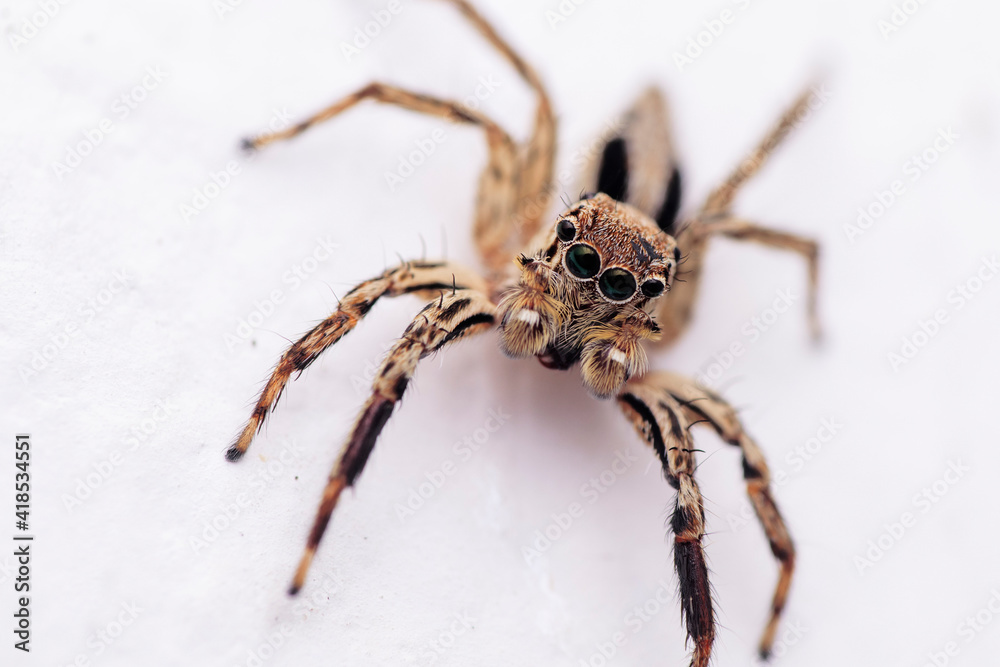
[607,348,628,365]
[516,309,541,326]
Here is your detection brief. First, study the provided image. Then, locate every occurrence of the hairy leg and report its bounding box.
[242,82,519,278]
[618,378,714,667]
[439,0,557,246]
[227,261,486,461]
[655,85,821,345]
[639,371,795,659]
[699,86,816,216]
[289,289,496,593]
[699,216,820,339]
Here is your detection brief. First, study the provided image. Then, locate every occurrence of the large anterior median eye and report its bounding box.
[599,268,637,301]
[566,244,600,279]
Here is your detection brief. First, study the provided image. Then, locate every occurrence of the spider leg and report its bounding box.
[617,379,714,667]
[654,86,821,345]
[243,82,519,279]
[639,371,795,661]
[438,0,557,248]
[226,261,486,461]
[288,289,496,594]
[699,86,815,216]
[698,216,820,340]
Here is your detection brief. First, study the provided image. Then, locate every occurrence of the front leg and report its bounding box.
[227,260,487,461]
[697,215,821,340]
[289,289,496,594]
[645,371,795,659]
[617,380,714,667]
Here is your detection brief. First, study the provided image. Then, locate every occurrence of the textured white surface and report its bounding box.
[4,1,1000,666]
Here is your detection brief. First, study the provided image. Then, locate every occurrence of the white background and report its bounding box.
[3,0,1000,666]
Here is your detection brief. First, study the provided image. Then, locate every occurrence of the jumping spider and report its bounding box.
[227,2,820,665]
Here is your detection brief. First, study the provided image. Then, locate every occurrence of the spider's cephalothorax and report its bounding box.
[497,193,679,398]
[226,2,821,666]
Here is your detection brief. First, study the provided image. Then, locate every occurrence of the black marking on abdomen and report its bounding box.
[656,167,683,235]
[597,137,629,202]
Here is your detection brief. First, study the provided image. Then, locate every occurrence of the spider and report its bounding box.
[226,2,821,665]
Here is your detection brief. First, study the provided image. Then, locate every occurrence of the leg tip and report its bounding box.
[225,445,245,462]
[287,583,301,596]
[240,137,258,154]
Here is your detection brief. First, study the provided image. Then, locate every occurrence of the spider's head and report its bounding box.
[548,193,679,305]
[498,194,679,396]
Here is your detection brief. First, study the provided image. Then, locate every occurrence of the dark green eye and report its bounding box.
[641,280,664,298]
[566,244,601,279]
[556,219,576,242]
[599,268,637,301]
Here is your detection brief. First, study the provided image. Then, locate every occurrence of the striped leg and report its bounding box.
[242,82,519,277]
[699,216,820,340]
[226,261,486,461]
[655,86,820,347]
[618,379,714,667]
[440,0,557,247]
[641,371,795,660]
[699,86,816,216]
[289,289,496,594]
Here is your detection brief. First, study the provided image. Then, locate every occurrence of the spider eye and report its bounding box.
[556,219,577,242]
[599,268,637,301]
[566,244,600,279]
[641,279,664,298]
